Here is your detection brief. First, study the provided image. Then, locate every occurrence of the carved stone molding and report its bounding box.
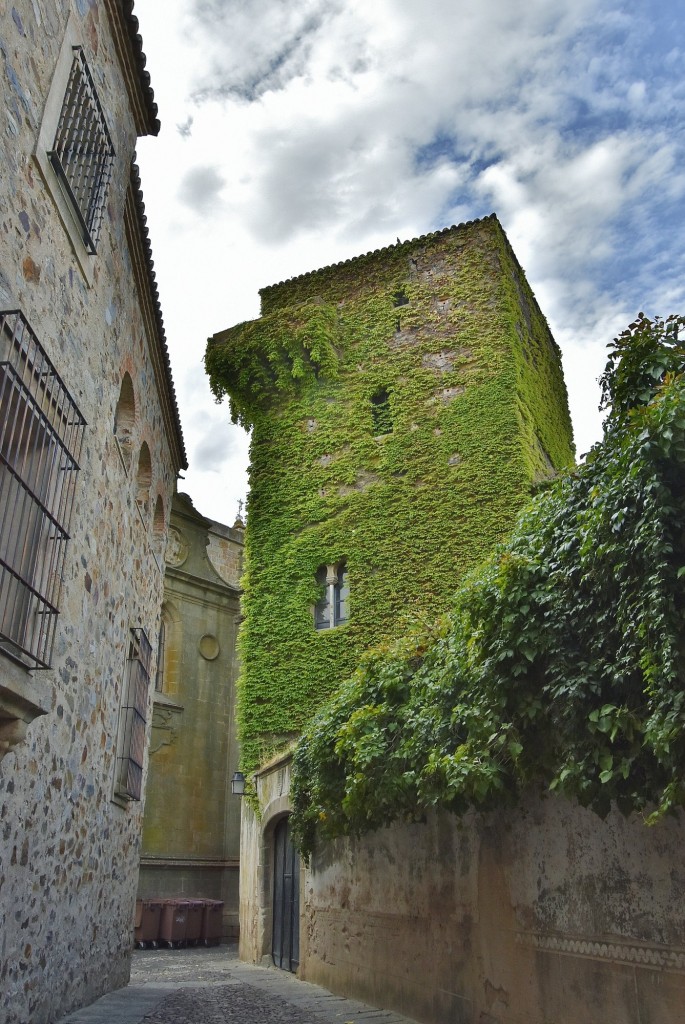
[150,700,184,753]
[515,931,685,973]
[165,527,189,567]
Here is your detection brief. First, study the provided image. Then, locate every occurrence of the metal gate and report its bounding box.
[272,816,300,972]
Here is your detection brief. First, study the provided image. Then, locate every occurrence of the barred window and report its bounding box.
[115,628,152,801]
[0,311,85,669]
[48,46,115,254]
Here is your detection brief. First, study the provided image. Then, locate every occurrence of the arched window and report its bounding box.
[114,373,135,440]
[153,494,165,535]
[114,373,135,471]
[136,442,152,511]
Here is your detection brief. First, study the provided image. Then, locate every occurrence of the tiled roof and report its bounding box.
[130,162,187,469]
[259,214,498,296]
[121,0,160,135]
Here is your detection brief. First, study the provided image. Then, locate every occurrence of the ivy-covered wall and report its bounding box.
[206,215,575,775]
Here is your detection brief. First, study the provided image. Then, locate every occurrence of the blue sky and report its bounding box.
[135,0,685,524]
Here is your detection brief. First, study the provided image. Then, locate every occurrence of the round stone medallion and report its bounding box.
[198,633,220,660]
[166,527,189,567]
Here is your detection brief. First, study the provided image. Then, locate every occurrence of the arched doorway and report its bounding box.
[272,816,299,972]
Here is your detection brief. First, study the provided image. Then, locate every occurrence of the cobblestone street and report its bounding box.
[56,946,420,1024]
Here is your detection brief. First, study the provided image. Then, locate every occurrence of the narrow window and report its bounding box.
[0,310,85,669]
[114,373,135,439]
[154,613,166,693]
[48,47,115,254]
[114,627,152,801]
[114,373,135,471]
[371,388,392,436]
[314,565,330,630]
[153,495,165,535]
[314,562,349,630]
[392,289,409,307]
[136,442,152,512]
[334,563,349,626]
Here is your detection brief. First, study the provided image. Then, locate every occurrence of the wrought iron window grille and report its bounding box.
[47,46,115,255]
[0,310,85,669]
[115,627,152,802]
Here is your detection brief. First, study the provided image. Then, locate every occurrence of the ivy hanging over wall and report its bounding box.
[290,314,685,858]
[205,216,575,783]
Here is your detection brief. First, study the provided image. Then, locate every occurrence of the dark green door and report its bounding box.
[272,816,300,972]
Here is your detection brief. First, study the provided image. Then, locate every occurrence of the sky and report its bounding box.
[133,0,685,526]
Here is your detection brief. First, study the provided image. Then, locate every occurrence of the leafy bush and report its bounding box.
[291,314,685,858]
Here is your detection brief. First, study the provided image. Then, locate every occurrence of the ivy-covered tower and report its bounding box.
[206,215,575,775]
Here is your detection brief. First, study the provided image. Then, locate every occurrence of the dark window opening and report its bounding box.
[0,310,85,669]
[371,387,392,435]
[155,616,166,693]
[48,47,115,254]
[392,289,409,307]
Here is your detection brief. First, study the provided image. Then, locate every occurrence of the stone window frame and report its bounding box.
[314,561,349,630]
[47,45,114,255]
[113,626,152,803]
[35,16,115,284]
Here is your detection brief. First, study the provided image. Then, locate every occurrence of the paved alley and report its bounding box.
[56,946,421,1024]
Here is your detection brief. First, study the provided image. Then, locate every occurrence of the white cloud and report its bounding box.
[178,165,226,215]
[134,0,685,523]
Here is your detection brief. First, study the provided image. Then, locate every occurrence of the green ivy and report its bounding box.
[290,314,685,858]
[205,216,575,785]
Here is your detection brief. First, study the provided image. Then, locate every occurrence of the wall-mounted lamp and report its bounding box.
[231,771,246,796]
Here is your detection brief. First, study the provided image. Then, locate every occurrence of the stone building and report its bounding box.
[138,492,243,939]
[0,3,186,1022]
[208,220,685,1024]
[206,215,575,965]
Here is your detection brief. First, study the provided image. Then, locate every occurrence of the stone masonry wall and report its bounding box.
[0,3,180,1022]
[240,759,684,1024]
[300,800,685,1024]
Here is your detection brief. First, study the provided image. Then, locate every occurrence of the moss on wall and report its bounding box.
[206,215,575,776]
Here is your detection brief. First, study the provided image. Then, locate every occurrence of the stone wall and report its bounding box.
[0,3,183,1022]
[138,494,243,937]
[240,761,685,1024]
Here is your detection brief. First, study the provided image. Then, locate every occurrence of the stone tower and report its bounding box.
[206,214,575,778]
